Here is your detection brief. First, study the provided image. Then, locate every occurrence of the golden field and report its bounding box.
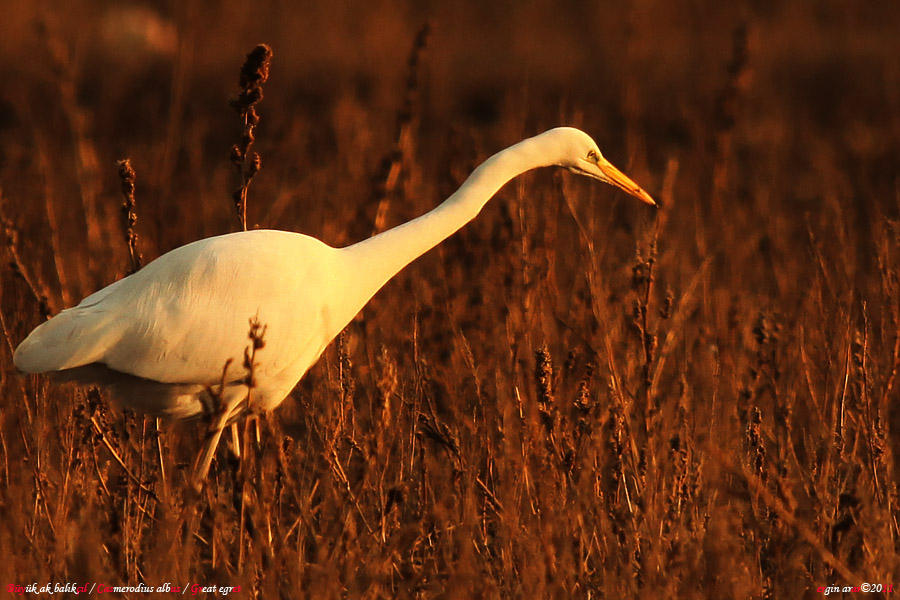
[0,1,898,597]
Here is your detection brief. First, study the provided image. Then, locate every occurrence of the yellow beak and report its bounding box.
[597,158,656,206]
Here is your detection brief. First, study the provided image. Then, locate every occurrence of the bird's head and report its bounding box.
[541,127,656,206]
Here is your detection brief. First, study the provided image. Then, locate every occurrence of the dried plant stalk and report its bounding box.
[229,44,273,231]
[116,159,142,274]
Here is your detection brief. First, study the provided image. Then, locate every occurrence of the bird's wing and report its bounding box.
[13,276,132,373]
[15,231,339,386]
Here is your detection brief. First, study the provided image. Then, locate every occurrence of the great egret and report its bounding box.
[14,127,655,483]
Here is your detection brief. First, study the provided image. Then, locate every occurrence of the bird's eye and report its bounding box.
[586,149,599,162]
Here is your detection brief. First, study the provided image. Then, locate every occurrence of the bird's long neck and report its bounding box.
[335,136,551,323]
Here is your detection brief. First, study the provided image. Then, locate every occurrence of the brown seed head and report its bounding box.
[239,44,273,89]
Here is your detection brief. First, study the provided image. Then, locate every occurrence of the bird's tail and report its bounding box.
[13,306,117,374]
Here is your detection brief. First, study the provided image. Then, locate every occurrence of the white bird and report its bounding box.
[14,127,655,483]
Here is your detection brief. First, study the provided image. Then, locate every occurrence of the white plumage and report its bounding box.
[14,127,655,481]
[15,231,342,419]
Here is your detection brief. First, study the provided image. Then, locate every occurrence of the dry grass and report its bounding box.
[1,1,899,597]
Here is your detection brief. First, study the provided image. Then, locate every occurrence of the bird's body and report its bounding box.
[13,127,655,481]
[15,230,346,419]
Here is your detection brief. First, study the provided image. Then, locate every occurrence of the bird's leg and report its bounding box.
[192,412,229,487]
[192,392,246,488]
[193,358,244,488]
[229,423,241,458]
[155,417,168,498]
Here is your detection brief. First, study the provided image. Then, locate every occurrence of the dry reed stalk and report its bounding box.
[376,345,398,430]
[571,360,596,466]
[25,130,75,309]
[855,302,887,504]
[0,195,51,319]
[337,330,355,436]
[370,22,431,234]
[631,234,660,435]
[534,343,555,435]
[88,414,156,499]
[229,318,267,568]
[36,19,106,261]
[116,159,142,274]
[663,403,695,534]
[229,44,273,231]
[243,316,267,392]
